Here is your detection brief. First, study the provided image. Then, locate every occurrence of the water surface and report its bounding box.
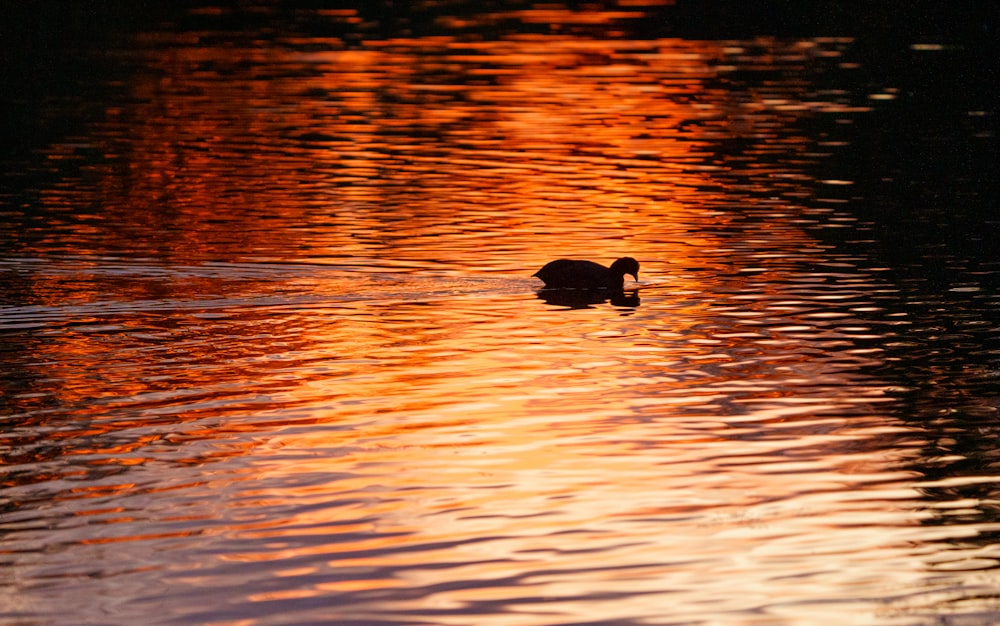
[2,4,1000,625]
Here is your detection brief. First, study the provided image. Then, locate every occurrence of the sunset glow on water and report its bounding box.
[3,4,1000,625]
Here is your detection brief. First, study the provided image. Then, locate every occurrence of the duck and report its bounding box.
[533,257,639,290]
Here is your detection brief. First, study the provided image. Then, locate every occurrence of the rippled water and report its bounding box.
[2,4,1000,625]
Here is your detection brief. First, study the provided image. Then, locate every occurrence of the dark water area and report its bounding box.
[2,2,1000,625]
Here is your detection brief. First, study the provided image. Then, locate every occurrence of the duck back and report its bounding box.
[533,259,615,289]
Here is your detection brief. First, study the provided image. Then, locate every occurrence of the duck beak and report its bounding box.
[630,272,638,284]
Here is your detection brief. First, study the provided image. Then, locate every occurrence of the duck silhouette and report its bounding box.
[533,257,639,291]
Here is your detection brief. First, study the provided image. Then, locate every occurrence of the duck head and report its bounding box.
[610,257,640,284]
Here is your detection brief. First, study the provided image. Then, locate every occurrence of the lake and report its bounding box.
[2,3,999,625]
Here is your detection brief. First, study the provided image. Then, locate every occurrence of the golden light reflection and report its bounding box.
[4,14,963,625]
[20,31,847,276]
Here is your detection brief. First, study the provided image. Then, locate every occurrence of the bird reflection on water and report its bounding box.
[536,287,641,309]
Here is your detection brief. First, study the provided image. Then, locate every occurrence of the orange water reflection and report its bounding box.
[20,34,863,277]
[5,13,982,626]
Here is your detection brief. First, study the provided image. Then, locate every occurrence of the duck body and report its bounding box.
[533,257,639,290]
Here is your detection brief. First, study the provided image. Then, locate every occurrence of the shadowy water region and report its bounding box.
[2,2,1000,625]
